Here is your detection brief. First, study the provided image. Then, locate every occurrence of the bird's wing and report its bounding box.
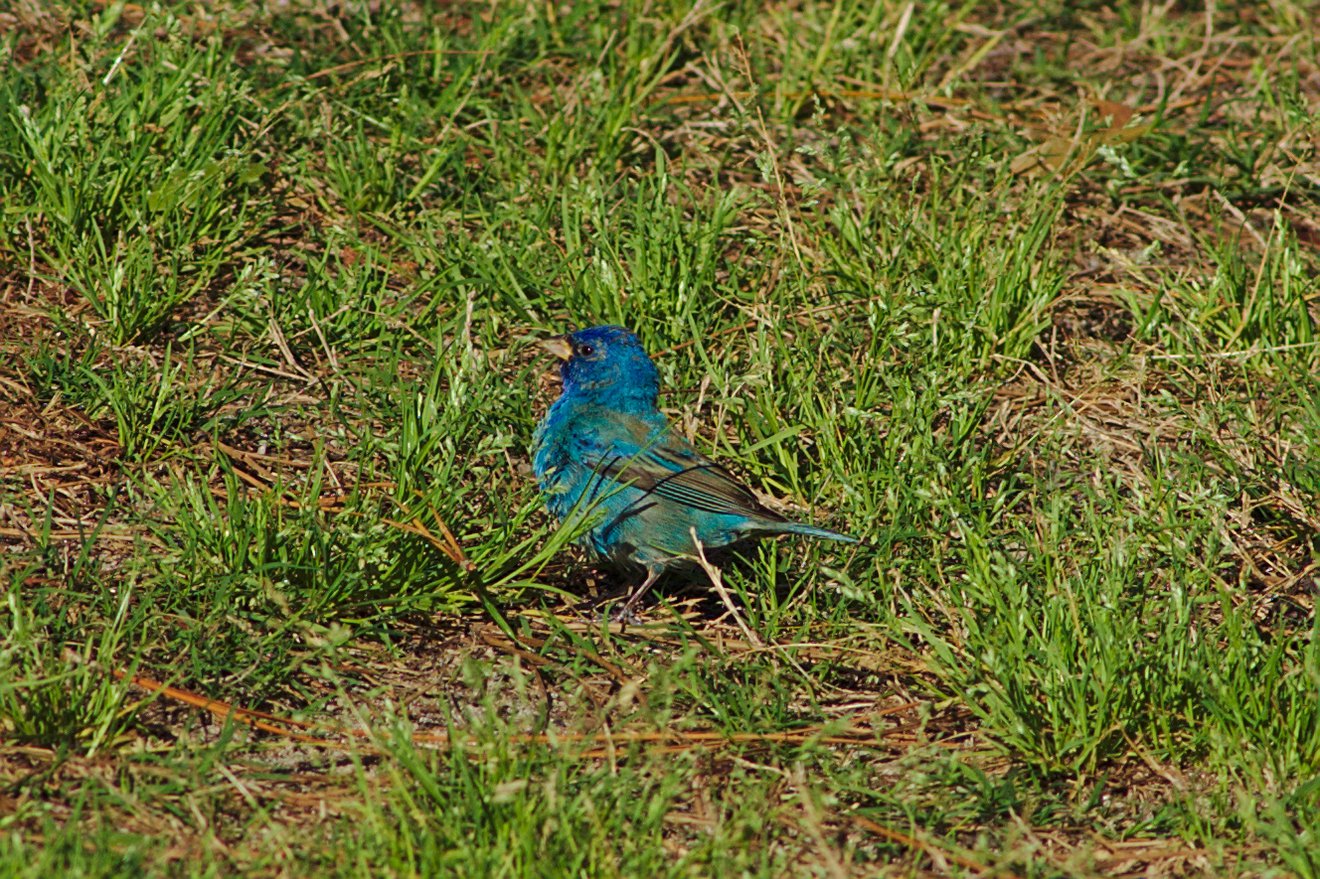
[586,420,785,523]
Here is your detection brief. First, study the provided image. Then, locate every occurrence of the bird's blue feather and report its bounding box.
[532,325,854,603]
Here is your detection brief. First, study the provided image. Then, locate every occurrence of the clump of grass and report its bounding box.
[1,10,273,343]
[1,558,140,755]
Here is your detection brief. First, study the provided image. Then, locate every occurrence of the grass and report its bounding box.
[1,0,1318,875]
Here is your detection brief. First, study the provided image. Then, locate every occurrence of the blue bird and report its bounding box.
[532,325,855,618]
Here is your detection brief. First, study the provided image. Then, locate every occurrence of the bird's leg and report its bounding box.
[612,566,661,623]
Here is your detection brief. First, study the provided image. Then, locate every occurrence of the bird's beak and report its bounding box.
[540,335,573,361]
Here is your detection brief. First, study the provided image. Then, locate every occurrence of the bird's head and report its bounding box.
[542,325,660,408]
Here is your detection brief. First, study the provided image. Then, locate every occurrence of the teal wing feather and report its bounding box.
[583,416,787,526]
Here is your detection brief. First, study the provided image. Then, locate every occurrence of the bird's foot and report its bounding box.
[608,602,646,626]
[569,571,660,627]
[608,569,661,626]
[571,594,645,625]
[571,585,630,617]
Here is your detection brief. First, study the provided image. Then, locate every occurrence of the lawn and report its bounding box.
[1,1,1318,876]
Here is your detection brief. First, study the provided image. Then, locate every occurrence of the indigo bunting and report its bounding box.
[532,325,854,617]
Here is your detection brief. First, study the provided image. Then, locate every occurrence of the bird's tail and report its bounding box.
[767,521,859,543]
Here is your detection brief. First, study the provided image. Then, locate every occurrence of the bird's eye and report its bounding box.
[578,344,595,356]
